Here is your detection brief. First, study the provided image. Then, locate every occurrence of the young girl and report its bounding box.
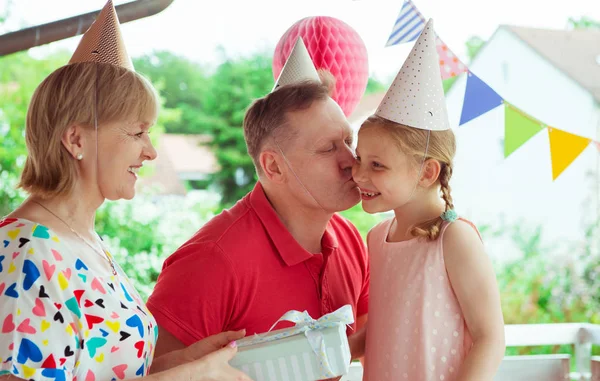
[350,19,505,381]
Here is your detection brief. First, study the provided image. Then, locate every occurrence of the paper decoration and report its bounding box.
[273,16,369,116]
[459,72,504,126]
[272,37,320,91]
[385,0,426,46]
[69,0,133,70]
[504,103,545,158]
[548,127,592,180]
[435,35,468,80]
[375,19,450,131]
[381,0,599,180]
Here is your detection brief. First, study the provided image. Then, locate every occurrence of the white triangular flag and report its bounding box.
[376,18,450,131]
[272,37,320,92]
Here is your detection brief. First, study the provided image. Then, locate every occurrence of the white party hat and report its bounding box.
[375,18,450,131]
[272,37,320,91]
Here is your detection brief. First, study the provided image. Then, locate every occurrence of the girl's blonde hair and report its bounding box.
[361,115,456,241]
[18,62,159,199]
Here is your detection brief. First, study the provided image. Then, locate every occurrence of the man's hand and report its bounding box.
[348,325,367,361]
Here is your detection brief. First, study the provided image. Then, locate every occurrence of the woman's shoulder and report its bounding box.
[0,217,68,267]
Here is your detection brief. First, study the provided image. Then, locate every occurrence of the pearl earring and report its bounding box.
[76,153,83,161]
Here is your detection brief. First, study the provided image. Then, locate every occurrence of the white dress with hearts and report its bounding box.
[0,217,157,380]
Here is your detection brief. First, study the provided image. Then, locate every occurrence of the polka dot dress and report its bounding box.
[364,219,473,381]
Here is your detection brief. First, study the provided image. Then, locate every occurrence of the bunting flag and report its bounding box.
[381,2,599,180]
[459,72,504,126]
[548,127,592,180]
[504,103,545,158]
[385,0,426,46]
[435,36,468,80]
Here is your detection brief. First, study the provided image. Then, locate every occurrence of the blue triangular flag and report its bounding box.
[459,72,504,125]
[386,0,426,46]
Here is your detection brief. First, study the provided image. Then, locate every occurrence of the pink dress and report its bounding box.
[364,218,475,381]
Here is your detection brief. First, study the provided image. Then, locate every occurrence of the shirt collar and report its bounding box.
[249,182,338,266]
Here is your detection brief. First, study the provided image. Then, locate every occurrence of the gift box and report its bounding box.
[230,305,354,381]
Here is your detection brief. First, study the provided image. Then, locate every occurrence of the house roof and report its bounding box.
[139,134,218,195]
[159,134,218,175]
[504,25,600,102]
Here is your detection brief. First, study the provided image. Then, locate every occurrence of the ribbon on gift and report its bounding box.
[237,305,355,378]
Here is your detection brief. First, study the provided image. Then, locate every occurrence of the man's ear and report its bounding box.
[259,149,286,184]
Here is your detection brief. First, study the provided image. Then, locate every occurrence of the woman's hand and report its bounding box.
[182,330,247,363]
[151,330,247,374]
[178,341,252,381]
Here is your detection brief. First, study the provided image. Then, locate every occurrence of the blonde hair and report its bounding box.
[18,62,159,199]
[361,115,456,241]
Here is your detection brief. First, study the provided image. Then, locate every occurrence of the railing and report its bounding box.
[341,323,600,381]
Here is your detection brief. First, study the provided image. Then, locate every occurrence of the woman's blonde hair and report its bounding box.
[18,62,159,199]
[361,115,456,241]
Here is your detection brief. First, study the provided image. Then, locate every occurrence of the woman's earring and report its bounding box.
[76,153,83,161]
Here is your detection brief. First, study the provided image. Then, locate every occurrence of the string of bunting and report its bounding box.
[385,0,600,180]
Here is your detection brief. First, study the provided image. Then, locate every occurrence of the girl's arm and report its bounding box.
[443,220,506,381]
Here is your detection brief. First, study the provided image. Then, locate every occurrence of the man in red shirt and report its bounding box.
[147,73,369,367]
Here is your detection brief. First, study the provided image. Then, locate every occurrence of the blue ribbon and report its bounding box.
[237,305,355,378]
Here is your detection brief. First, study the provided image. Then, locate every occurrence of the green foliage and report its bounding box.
[133,52,209,134]
[95,191,220,299]
[568,16,600,30]
[365,77,386,94]
[490,219,600,357]
[0,50,71,216]
[339,204,388,240]
[196,51,273,206]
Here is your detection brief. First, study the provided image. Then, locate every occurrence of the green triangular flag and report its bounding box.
[504,103,545,158]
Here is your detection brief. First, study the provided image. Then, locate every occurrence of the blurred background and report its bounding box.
[1,0,599,377]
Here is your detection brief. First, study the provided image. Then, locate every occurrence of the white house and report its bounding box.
[352,25,600,259]
[445,25,600,257]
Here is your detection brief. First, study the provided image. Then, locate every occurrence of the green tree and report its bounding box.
[133,51,210,134]
[568,16,600,29]
[365,77,386,94]
[0,50,71,216]
[198,50,273,206]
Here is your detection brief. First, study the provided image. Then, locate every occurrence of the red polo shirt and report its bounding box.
[147,182,369,346]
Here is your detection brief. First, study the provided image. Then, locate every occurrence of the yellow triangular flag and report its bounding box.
[548,127,591,180]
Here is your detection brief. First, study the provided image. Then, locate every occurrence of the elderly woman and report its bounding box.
[0,2,250,381]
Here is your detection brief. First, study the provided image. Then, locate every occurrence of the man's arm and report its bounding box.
[147,242,240,354]
[153,327,186,363]
[349,313,368,362]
